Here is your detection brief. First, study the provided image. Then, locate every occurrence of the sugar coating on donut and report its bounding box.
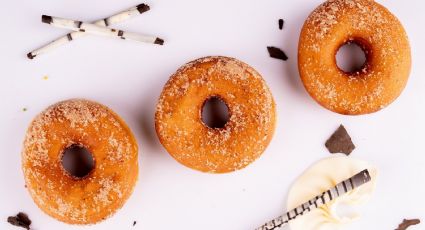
[156,56,276,173]
[23,100,129,165]
[22,99,138,224]
[305,0,393,46]
[298,0,411,114]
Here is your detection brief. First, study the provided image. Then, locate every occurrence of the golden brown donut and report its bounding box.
[22,99,138,224]
[298,0,411,115]
[155,56,276,173]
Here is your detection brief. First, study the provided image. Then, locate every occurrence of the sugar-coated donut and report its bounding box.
[22,99,138,224]
[155,56,276,173]
[298,0,411,115]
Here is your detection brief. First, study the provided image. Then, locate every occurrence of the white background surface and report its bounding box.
[1,0,424,229]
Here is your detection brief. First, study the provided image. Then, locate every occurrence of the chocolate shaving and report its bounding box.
[267,46,288,61]
[396,219,420,230]
[133,221,137,226]
[325,125,355,155]
[278,19,284,30]
[7,212,31,230]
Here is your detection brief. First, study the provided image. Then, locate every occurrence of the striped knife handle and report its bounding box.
[255,169,371,230]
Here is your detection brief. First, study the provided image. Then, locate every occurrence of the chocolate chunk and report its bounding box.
[133,221,137,226]
[267,46,288,61]
[325,125,355,155]
[278,19,284,30]
[7,212,31,230]
[396,219,420,230]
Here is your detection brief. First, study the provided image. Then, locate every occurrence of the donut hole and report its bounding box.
[336,41,367,74]
[201,96,230,129]
[61,144,94,179]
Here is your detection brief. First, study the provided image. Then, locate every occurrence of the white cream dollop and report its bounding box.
[287,156,377,230]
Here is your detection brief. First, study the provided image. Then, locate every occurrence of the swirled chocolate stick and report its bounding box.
[27,3,150,59]
[256,169,371,230]
[41,15,164,46]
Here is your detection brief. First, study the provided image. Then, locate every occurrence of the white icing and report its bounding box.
[287,156,377,230]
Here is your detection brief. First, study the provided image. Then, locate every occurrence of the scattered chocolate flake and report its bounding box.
[396,219,420,230]
[7,212,31,230]
[133,221,137,226]
[267,46,288,61]
[325,125,355,155]
[278,19,284,30]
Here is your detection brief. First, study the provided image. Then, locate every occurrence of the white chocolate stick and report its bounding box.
[27,3,150,59]
[41,15,164,46]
